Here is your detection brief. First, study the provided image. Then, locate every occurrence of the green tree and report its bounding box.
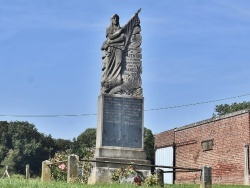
[2,149,21,173]
[72,128,96,158]
[54,138,71,152]
[77,128,96,149]
[0,122,9,162]
[144,127,155,164]
[214,101,250,116]
[0,121,54,175]
[41,134,56,158]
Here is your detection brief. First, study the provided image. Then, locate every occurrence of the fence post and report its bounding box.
[156,169,164,187]
[200,166,212,188]
[26,164,30,179]
[41,160,51,182]
[244,144,249,185]
[67,154,79,183]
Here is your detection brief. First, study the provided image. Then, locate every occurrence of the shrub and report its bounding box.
[111,165,143,186]
[78,151,93,184]
[111,165,137,182]
[50,152,68,181]
[144,174,158,187]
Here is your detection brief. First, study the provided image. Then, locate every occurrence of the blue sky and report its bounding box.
[0,0,250,140]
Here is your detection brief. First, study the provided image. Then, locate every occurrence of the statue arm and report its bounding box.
[107,29,123,40]
[107,34,124,44]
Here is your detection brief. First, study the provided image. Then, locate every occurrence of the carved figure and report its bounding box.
[101,9,142,96]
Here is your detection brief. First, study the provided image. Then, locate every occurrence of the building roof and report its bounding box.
[176,109,250,131]
[154,109,250,136]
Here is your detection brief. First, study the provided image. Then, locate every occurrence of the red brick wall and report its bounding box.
[175,112,250,184]
[155,129,175,149]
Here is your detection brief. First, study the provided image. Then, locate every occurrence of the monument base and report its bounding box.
[88,146,151,184]
[88,167,151,184]
[89,94,151,184]
[88,156,151,184]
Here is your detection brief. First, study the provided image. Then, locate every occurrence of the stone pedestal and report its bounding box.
[88,94,151,184]
[67,155,79,183]
[41,160,51,182]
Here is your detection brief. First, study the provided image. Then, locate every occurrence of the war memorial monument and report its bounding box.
[88,9,151,184]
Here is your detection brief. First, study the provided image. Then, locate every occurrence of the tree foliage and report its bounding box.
[144,127,155,164]
[54,139,71,152]
[71,128,96,158]
[0,121,155,177]
[77,128,96,149]
[214,101,250,116]
[0,121,70,176]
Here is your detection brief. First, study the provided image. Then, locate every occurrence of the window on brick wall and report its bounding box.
[201,139,214,151]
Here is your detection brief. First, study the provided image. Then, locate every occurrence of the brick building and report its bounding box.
[155,109,250,185]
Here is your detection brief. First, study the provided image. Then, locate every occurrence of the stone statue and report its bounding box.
[101,9,143,97]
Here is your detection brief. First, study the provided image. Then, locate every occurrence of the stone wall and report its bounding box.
[154,110,250,184]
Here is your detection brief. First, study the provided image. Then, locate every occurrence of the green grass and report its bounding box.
[0,178,249,188]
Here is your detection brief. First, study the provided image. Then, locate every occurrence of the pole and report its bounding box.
[244,144,249,185]
[26,164,30,179]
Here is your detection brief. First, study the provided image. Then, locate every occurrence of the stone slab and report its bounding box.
[91,157,151,170]
[96,94,144,149]
[94,147,146,160]
[88,166,150,184]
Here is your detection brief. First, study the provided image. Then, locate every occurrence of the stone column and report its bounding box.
[244,144,249,185]
[200,166,212,188]
[67,155,79,183]
[41,160,51,182]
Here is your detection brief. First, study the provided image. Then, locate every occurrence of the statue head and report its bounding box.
[111,14,120,26]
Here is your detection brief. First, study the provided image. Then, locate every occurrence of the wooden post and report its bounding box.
[26,164,30,179]
[41,160,51,182]
[156,169,164,187]
[244,144,249,185]
[200,166,212,188]
[67,155,79,183]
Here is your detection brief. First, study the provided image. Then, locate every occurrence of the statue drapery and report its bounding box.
[100,9,142,97]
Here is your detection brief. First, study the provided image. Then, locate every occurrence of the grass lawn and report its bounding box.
[0,177,249,188]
